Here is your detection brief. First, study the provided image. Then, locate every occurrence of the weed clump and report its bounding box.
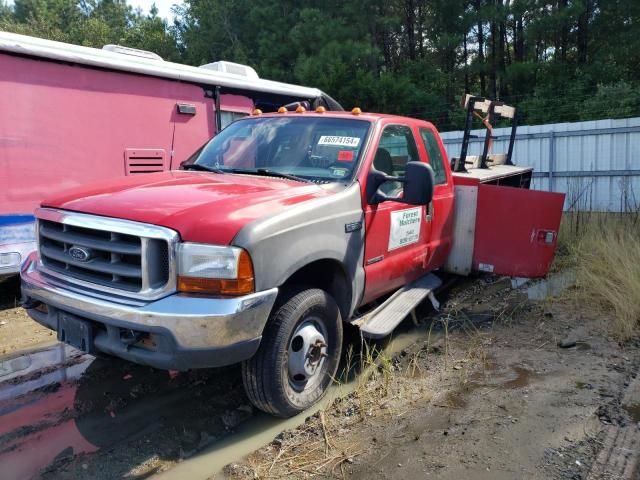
[564,213,640,340]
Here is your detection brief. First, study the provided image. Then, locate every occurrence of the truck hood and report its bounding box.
[42,171,332,245]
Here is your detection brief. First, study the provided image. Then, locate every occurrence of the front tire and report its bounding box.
[241,288,343,418]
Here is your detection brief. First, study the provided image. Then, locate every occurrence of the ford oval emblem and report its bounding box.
[68,245,92,262]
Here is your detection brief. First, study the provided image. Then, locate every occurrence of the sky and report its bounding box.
[5,0,185,21]
[126,0,184,21]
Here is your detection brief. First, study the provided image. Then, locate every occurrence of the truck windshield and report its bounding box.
[183,116,371,182]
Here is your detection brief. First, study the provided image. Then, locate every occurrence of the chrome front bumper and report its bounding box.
[20,252,278,370]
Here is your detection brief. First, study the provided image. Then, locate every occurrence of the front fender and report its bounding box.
[233,183,365,316]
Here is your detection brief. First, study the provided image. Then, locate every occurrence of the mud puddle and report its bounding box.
[0,344,93,480]
[622,403,640,423]
[0,317,444,480]
[445,362,543,409]
[0,341,248,480]
[0,343,90,395]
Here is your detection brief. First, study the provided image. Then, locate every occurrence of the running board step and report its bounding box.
[356,273,442,339]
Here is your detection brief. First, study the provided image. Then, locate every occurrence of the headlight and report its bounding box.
[177,243,254,296]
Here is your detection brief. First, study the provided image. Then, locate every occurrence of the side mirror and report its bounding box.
[367,161,434,206]
[403,161,434,205]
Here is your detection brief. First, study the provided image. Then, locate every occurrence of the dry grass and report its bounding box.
[561,212,640,340]
[236,417,366,479]
[226,342,402,479]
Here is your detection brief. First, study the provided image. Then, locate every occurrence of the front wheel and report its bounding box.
[241,288,343,418]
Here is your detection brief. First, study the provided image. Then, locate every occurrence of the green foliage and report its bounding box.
[580,82,640,121]
[2,0,640,130]
[1,0,179,58]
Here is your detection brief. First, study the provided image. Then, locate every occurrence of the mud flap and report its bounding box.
[472,184,565,278]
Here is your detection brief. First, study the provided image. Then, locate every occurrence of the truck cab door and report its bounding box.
[361,123,432,305]
[417,126,455,271]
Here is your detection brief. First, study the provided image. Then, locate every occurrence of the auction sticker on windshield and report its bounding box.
[318,136,360,147]
[388,207,422,251]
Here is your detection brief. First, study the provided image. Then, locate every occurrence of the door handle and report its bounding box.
[426,202,433,222]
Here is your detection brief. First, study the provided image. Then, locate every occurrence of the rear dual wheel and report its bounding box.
[242,288,343,418]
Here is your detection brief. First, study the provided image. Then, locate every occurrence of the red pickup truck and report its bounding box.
[21,99,564,417]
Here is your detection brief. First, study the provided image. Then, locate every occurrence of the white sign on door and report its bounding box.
[388,207,422,251]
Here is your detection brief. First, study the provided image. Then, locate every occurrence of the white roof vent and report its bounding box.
[102,44,163,61]
[199,61,259,79]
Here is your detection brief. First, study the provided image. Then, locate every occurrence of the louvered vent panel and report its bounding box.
[124,149,168,175]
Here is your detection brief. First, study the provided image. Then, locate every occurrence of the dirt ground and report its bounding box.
[0,277,56,355]
[224,277,640,480]
[1,274,638,480]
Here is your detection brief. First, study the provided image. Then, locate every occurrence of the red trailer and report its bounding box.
[0,32,340,279]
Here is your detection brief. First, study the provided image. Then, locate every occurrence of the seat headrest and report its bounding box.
[374,148,394,175]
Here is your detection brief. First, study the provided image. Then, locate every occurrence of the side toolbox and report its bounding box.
[445,183,565,278]
[473,184,564,277]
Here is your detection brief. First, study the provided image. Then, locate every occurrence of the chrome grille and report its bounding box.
[36,208,178,300]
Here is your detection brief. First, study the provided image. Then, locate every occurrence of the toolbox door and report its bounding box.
[473,184,565,278]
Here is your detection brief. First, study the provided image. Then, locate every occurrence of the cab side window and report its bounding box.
[419,128,447,185]
[374,125,420,195]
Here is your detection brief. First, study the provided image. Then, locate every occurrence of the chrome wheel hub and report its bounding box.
[288,319,328,385]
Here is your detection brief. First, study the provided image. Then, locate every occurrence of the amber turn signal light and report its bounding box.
[178,250,255,296]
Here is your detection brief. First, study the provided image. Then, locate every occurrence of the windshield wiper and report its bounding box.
[181,163,225,173]
[183,164,311,183]
[253,168,312,183]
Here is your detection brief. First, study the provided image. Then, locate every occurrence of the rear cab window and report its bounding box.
[419,128,448,185]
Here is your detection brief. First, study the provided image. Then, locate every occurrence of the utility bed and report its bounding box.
[452,164,533,187]
[444,96,564,278]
